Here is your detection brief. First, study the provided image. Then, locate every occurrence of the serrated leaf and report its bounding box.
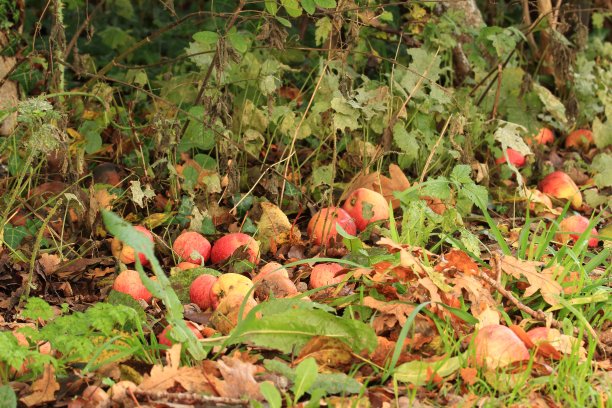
[315,17,332,46]
[533,83,567,126]
[179,107,215,152]
[393,123,419,165]
[79,121,103,154]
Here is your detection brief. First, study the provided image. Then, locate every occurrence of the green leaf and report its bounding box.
[260,382,282,408]
[315,0,337,8]
[228,300,377,354]
[105,290,147,322]
[302,0,315,14]
[305,388,326,408]
[193,31,219,45]
[393,123,419,166]
[21,298,56,322]
[179,107,215,152]
[2,224,29,249]
[460,183,488,211]
[315,17,332,46]
[227,29,249,54]
[311,373,362,394]
[292,358,318,402]
[0,385,17,408]
[281,0,302,17]
[79,121,103,154]
[265,0,278,15]
[394,354,462,385]
[275,16,292,27]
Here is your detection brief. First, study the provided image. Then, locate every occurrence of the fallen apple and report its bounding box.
[565,129,593,149]
[555,214,599,247]
[495,148,526,167]
[307,207,357,246]
[173,231,211,265]
[473,324,530,369]
[526,189,553,212]
[342,188,390,231]
[539,171,582,209]
[212,272,254,301]
[189,274,219,310]
[254,262,298,299]
[157,321,203,346]
[111,225,154,266]
[112,269,153,303]
[254,262,289,282]
[210,292,258,335]
[309,263,346,289]
[210,233,260,264]
[527,128,554,145]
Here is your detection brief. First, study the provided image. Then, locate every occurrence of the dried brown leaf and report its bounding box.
[216,354,264,400]
[344,164,410,208]
[500,255,562,306]
[20,364,60,407]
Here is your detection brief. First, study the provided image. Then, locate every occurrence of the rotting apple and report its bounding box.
[210,233,260,264]
[157,321,203,347]
[189,274,219,310]
[526,189,553,212]
[212,273,254,301]
[173,231,211,265]
[309,263,346,289]
[112,269,153,303]
[342,188,390,231]
[177,261,199,270]
[565,129,593,149]
[538,171,582,209]
[555,215,599,247]
[111,225,154,266]
[210,292,258,335]
[254,262,299,299]
[495,148,526,167]
[473,324,530,369]
[527,128,554,145]
[307,207,357,246]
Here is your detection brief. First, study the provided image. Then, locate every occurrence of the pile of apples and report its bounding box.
[495,127,600,247]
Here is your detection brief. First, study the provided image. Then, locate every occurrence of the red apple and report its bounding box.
[173,231,211,265]
[473,324,530,369]
[254,262,289,282]
[527,128,554,145]
[565,129,593,149]
[539,171,582,209]
[307,207,357,246]
[254,262,299,298]
[495,148,526,167]
[158,321,203,346]
[111,225,154,266]
[112,269,153,303]
[189,274,219,310]
[342,188,390,231]
[556,215,599,247]
[177,261,199,270]
[309,263,346,288]
[210,233,260,264]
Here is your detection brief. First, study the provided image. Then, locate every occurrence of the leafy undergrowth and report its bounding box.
[0,0,611,407]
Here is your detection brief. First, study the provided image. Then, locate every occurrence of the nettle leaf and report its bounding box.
[532,83,567,126]
[228,299,377,354]
[79,120,103,154]
[311,164,334,187]
[227,29,249,53]
[593,116,612,148]
[98,26,135,51]
[494,122,531,156]
[592,153,612,188]
[179,107,215,152]
[393,122,419,167]
[331,97,360,131]
[315,17,332,46]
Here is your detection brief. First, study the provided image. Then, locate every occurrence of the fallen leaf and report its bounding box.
[256,202,301,254]
[139,344,212,393]
[437,250,479,276]
[500,255,562,306]
[296,336,356,370]
[39,253,61,275]
[363,296,432,335]
[460,367,478,385]
[20,364,60,407]
[451,275,497,316]
[216,353,264,400]
[343,164,410,208]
